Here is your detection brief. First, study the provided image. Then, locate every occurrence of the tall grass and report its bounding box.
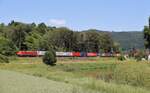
[113,63,150,88]
[85,78,150,93]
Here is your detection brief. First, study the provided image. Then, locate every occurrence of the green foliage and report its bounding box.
[42,49,57,65]
[73,30,114,52]
[0,54,9,63]
[0,20,147,53]
[44,27,74,51]
[0,21,115,53]
[117,55,126,61]
[8,22,32,50]
[143,17,150,49]
[112,42,120,52]
[0,37,18,56]
[36,23,48,35]
[134,50,146,61]
[25,32,42,50]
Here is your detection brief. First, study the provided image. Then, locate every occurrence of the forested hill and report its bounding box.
[83,29,145,50]
[110,31,144,50]
[0,21,145,54]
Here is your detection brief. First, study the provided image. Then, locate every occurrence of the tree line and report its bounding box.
[0,21,117,56]
[144,17,150,50]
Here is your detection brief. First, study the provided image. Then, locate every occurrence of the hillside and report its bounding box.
[110,31,144,50]
[84,30,145,50]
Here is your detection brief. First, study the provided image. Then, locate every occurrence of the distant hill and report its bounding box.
[82,29,145,50]
[110,31,144,50]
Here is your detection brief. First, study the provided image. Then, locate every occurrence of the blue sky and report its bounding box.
[0,0,150,31]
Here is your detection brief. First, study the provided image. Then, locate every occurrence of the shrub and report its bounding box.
[134,50,146,61]
[0,54,9,63]
[113,63,150,88]
[42,49,57,66]
[118,55,126,61]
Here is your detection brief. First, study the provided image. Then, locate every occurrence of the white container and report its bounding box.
[37,51,46,56]
[56,52,73,57]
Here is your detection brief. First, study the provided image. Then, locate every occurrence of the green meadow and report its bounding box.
[0,57,150,93]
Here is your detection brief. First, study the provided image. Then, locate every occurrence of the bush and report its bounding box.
[134,50,146,61]
[118,55,126,61]
[113,63,150,88]
[42,49,57,66]
[0,54,9,63]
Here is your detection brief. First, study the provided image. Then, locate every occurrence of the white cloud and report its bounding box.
[48,19,66,27]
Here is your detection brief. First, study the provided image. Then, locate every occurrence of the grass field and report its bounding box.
[0,70,99,93]
[0,57,150,93]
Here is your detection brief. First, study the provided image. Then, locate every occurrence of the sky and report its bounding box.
[0,0,150,31]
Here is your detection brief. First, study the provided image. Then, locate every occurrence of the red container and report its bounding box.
[87,53,97,57]
[72,52,81,57]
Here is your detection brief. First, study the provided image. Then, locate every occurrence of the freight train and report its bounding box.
[16,51,98,57]
[16,51,120,57]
